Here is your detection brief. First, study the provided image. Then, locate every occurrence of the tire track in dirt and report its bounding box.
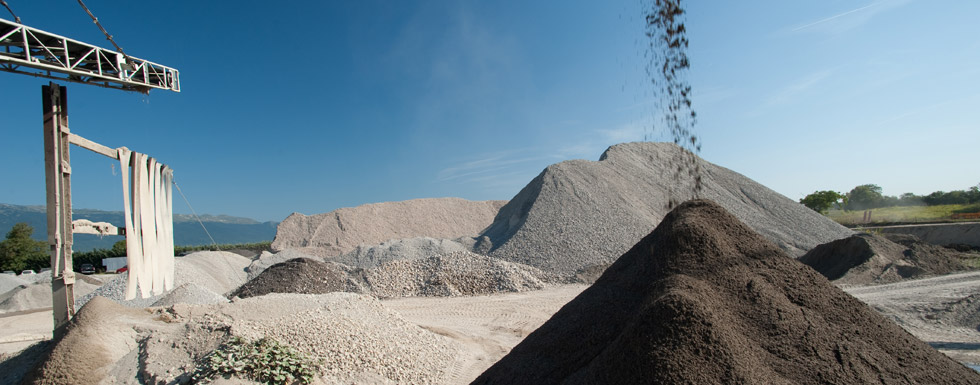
[383,284,587,384]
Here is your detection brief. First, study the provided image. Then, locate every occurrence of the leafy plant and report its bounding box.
[193,336,320,385]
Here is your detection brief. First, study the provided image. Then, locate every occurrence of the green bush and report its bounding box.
[193,336,320,385]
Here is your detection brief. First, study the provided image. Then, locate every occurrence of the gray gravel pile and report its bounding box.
[0,274,29,296]
[77,251,250,308]
[271,198,507,258]
[483,142,853,277]
[209,293,461,384]
[246,248,321,280]
[152,282,229,307]
[337,237,468,269]
[365,251,551,298]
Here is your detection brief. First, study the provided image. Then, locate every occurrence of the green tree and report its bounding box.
[0,223,49,272]
[846,184,884,210]
[800,190,845,214]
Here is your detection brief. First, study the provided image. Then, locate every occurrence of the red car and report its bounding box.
[115,266,128,274]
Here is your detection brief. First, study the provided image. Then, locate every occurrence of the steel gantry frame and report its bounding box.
[0,17,179,93]
[1,8,180,335]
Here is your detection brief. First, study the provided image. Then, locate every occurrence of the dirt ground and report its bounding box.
[382,284,588,384]
[0,308,52,357]
[844,270,980,365]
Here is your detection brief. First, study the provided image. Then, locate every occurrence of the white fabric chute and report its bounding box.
[119,148,175,300]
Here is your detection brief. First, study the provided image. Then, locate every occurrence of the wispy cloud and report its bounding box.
[792,3,880,32]
[790,0,914,34]
[747,69,836,117]
[437,149,554,183]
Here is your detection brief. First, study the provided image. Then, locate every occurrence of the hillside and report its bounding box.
[0,204,277,251]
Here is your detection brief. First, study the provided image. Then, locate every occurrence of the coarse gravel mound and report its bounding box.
[365,251,551,298]
[231,258,366,299]
[245,248,320,280]
[271,197,507,257]
[473,199,980,385]
[800,232,976,286]
[337,237,468,269]
[141,293,462,384]
[482,142,852,277]
[77,251,250,308]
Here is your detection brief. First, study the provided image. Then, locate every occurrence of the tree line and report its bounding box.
[800,183,980,213]
[1,222,271,273]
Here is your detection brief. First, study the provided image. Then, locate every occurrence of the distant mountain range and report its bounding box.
[0,203,278,252]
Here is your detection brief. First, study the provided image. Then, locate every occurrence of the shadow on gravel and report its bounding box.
[0,340,52,385]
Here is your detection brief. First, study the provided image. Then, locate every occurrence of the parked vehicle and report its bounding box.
[20,270,35,275]
[2,270,14,275]
[80,264,96,275]
[115,266,128,274]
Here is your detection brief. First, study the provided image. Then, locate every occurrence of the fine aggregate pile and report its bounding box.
[231,258,366,299]
[21,296,157,385]
[473,199,980,384]
[0,279,101,314]
[0,274,30,295]
[152,282,230,307]
[800,233,976,286]
[271,198,507,257]
[481,142,853,277]
[337,237,468,269]
[364,251,551,298]
[77,251,250,308]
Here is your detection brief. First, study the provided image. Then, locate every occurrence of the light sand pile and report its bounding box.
[152,282,229,307]
[337,237,468,269]
[77,250,250,308]
[22,297,157,385]
[364,251,552,298]
[0,274,29,296]
[0,279,101,314]
[474,200,980,384]
[271,198,506,257]
[800,232,975,286]
[482,142,853,278]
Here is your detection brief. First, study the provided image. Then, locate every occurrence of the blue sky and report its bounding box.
[1,1,977,222]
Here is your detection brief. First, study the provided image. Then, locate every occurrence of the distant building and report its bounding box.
[102,257,127,272]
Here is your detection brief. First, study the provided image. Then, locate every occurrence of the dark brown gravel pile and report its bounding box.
[473,199,980,385]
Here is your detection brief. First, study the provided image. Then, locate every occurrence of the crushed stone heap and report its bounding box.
[233,251,552,300]
[473,199,980,385]
[482,142,853,278]
[271,198,507,258]
[231,258,366,298]
[800,232,976,286]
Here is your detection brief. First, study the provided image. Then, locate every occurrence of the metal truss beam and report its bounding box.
[0,18,179,93]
